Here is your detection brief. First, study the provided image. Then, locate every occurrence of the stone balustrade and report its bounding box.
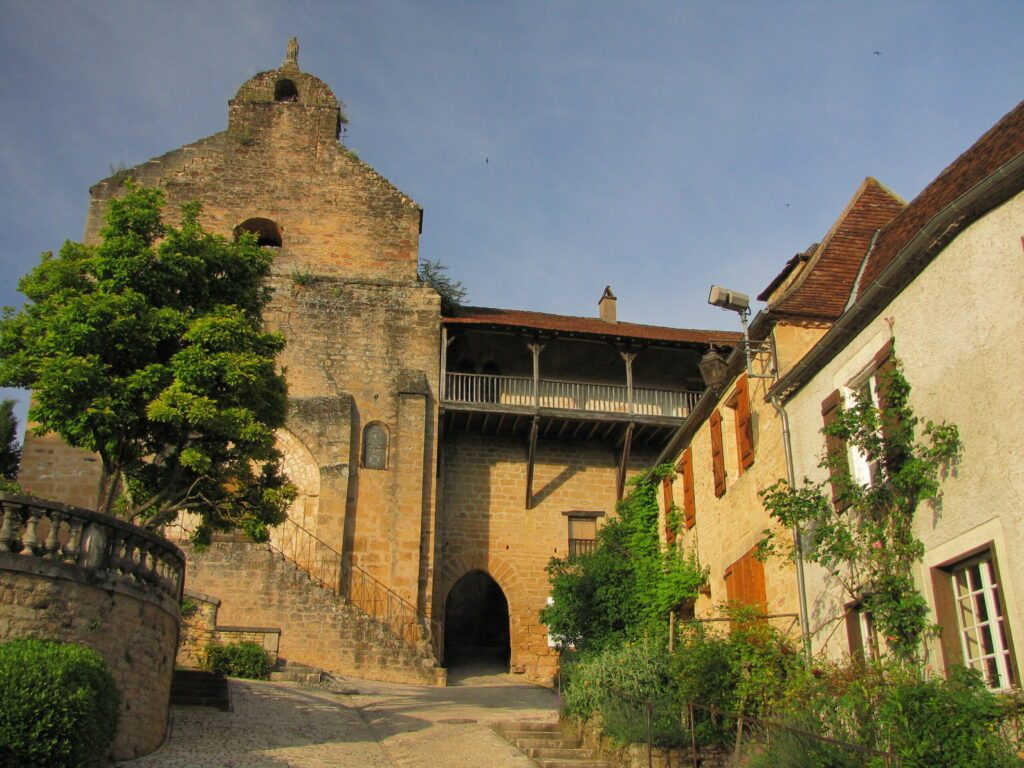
[0,493,184,604]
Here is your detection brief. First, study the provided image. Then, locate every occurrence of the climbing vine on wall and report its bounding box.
[759,350,962,662]
[541,464,707,652]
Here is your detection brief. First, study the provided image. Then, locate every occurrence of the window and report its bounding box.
[724,547,766,610]
[234,217,283,248]
[362,423,389,469]
[725,375,754,474]
[939,552,1017,690]
[274,78,298,101]
[710,409,726,497]
[678,447,696,530]
[846,601,881,662]
[821,340,896,506]
[565,513,599,557]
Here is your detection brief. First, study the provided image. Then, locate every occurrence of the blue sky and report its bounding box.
[1,0,1022,434]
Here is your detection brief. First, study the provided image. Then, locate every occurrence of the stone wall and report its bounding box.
[176,591,280,669]
[437,432,658,683]
[179,540,444,686]
[0,558,179,761]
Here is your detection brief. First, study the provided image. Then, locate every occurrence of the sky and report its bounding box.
[1,0,1022,435]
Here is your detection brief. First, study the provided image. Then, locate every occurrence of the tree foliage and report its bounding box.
[0,399,20,483]
[541,465,707,652]
[417,258,467,313]
[759,351,961,661]
[0,185,295,541]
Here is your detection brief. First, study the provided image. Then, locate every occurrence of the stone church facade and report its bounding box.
[17,44,732,685]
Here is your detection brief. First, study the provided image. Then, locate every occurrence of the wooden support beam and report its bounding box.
[587,421,602,440]
[557,419,570,439]
[571,421,587,440]
[616,421,635,502]
[481,413,491,433]
[525,416,540,509]
[496,413,507,435]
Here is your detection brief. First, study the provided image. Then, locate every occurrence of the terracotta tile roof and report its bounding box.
[857,99,1024,297]
[767,178,905,320]
[444,306,740,346]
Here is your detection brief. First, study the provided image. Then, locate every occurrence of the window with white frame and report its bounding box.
[950,552,1016,690]
[843,368,882,487]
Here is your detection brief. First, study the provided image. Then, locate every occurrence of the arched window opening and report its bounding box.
[274,78,298,102]
[234,218,283,248]
[362,423,389,470]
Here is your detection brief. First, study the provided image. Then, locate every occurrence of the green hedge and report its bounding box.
[0,637,120,768]
[203,641,272,679]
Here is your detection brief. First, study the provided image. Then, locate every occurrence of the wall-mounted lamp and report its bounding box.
[698,348,729,389]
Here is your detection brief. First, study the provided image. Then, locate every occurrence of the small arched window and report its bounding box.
[234,218,283,248]
[362,423,389,470]
[274,78,299,102]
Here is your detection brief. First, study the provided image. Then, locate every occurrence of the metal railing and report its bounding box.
[444,372,699,417]
[269,516,442,663]
[0,493,185,603]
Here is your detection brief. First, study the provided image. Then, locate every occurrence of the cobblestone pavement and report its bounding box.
[118,665,558,768]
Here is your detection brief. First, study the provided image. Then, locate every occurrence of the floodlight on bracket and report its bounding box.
[708,284,776,380]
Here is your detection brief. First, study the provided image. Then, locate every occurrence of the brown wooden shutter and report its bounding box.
[733,375,754,473]
[724,548,766,610]
[680,447,696,529]
[662,476,676,544]
[710,409,726,497]
[871,340,906,474]
[821,390,848,510]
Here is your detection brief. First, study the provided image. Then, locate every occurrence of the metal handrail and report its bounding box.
[268,516,442,662]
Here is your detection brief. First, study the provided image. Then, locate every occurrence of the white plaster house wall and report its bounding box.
[784,189,1024,682]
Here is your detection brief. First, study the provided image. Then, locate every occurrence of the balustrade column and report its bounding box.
[526,341,546,410]
[620,350,638,416]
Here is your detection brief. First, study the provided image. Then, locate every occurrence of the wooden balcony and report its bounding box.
[443,372,699,419]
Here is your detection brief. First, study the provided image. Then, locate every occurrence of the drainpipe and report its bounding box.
[769,393,812,663]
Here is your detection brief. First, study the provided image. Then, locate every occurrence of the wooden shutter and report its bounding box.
[871,340,906,474]
[821,390,848,510]
[732,375,754,473]
[710,409,726,497]
[724,548,766,610]
[679,447,696,529]
[662,476,676,544]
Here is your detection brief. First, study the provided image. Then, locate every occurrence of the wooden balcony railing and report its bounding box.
[444,372,699,418]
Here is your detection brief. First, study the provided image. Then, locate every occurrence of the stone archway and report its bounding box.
[443,570,510,668]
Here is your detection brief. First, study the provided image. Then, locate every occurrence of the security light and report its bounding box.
[708,285,750,315]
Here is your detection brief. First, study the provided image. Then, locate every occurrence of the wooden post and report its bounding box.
[527,341,545,410]
[525,416,540,509]
[619,350,638,415]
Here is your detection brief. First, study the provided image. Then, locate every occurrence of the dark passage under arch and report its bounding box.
[443,570,510,668]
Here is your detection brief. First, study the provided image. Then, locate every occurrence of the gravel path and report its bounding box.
[117,666,558,768]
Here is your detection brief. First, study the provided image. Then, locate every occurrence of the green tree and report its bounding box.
[0,185,295,542]
[0,399,20,482]
[418,259,467,313]
[759,351,961,661]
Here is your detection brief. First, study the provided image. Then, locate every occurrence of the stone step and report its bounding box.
[496,720,562,732]
[270,662,323,683]
[170,669,230,711]
[524,746,601,759]
[513,737,581,750]
[534,761,609,768]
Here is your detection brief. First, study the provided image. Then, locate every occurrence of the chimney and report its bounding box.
[598,286,617,323]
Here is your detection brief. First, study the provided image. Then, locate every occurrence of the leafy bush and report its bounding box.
[752,662,1023,768]
[0,637,119,768]
[672,608,805,747]
[562,639,684,747]
[203,641,272,679]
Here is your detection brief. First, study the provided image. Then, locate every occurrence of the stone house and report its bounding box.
[15,43,734,685]
[652,178,905,639]
[770,100,1024,687]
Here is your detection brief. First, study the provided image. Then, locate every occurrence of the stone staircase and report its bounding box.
[269,660,323,684]
[177,538,446,686]
[494,721,609,768]
[169,669,230,711]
